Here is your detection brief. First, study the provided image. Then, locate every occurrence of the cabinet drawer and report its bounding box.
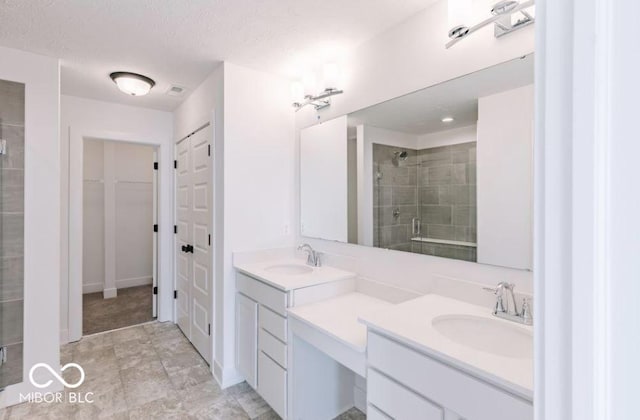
[236,272,288,315]
[258,351,287,418]
[368,368,443,420]
[368,332,533,420]
[259,305,287,343]
[367,404,392,420]
[259,327,287,368]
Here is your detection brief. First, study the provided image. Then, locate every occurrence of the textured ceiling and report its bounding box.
[0,0,437,111]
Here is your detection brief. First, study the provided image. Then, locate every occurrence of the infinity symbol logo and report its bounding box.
[29,363,86,389]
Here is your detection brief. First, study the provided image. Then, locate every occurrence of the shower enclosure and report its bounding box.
[373,142,477,262]
[0,79,25,390]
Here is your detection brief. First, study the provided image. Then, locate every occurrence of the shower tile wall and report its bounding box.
[372,144,418,251]
[416,142,477,262]
[0,79,25,389]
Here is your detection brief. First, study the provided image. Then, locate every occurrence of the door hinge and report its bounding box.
[174,225,177,234]
[153,162,158,170]
[208,144,211,156]
[153,224,158,233]
[208,234,211,246]
[208,324,211,336]
[174,160,177,169]
[153,286,158,295]
[174,290,178,299]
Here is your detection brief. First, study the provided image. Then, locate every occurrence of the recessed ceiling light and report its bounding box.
[441,116,455,123]
[110,72,155,96]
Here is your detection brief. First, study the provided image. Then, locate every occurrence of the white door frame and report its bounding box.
[536,0,639,419]
[68,128,171,341]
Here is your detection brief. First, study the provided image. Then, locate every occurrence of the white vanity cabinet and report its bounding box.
[366,331,533,420]
[236,272,289,418]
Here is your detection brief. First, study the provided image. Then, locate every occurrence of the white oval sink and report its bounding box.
[264,264,313,275]
[432,314,532,359]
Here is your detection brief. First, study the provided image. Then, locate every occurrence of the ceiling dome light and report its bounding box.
[109,72,155,96]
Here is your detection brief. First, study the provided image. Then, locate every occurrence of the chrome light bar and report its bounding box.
[446,0,535,49]
[292,88,344,112]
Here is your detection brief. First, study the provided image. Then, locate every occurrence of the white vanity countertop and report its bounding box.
[359,294,533,401]
[234,259,355,291]
[288,292,393,352]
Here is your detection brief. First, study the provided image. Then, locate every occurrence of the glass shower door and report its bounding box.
[0,79,25,389]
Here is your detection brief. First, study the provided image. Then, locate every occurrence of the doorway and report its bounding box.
[81,138,158,335]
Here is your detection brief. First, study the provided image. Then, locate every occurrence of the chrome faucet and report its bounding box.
[484,282,532,325]
[297,243,322,267]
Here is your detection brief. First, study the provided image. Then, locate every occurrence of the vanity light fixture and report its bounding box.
[291,63,344,111]
[441,116,455,123]
[446,0,535,49]
[109,72,155,96]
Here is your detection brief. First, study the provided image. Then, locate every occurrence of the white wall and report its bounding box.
[0,46,61,408]
[295,0,535,294]
[477,85,534,270]
[82,139,154,294]
[61,95,173,342]
[221,62,295,385]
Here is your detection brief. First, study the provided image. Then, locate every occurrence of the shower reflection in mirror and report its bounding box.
[299,54,534,271]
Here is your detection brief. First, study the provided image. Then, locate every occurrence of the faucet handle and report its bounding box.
[483,286,507,314]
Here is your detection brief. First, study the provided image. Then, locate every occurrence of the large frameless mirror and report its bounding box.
[300,54,534,270]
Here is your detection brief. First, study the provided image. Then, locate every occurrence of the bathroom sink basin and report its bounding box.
[264,264,313,275]
[432,314,532,359]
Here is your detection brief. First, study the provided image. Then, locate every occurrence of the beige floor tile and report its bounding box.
[128,395,194,420]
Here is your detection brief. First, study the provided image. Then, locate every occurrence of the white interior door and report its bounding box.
[175,139,191,335]
[188,128,212,363]
[174,126,212,364]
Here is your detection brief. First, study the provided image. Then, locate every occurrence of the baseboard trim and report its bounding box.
[116,276,153,289]
[82,282,103,294]
[213,360,244,389]
[82,276,152,295]
[103,287,117,299]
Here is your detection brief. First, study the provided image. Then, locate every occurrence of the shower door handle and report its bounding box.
[412,218,421,236]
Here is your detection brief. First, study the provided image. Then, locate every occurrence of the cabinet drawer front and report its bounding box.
[236,272,288,315]
[368,332,533,420]
[367,405,392,420]
[259,327,287,368]
[258,351,287,418]
[368,368,443,420]
[259,305,287,343]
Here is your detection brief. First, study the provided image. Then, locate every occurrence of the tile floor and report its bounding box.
[0,322,366,420]
[83,285,155,335]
